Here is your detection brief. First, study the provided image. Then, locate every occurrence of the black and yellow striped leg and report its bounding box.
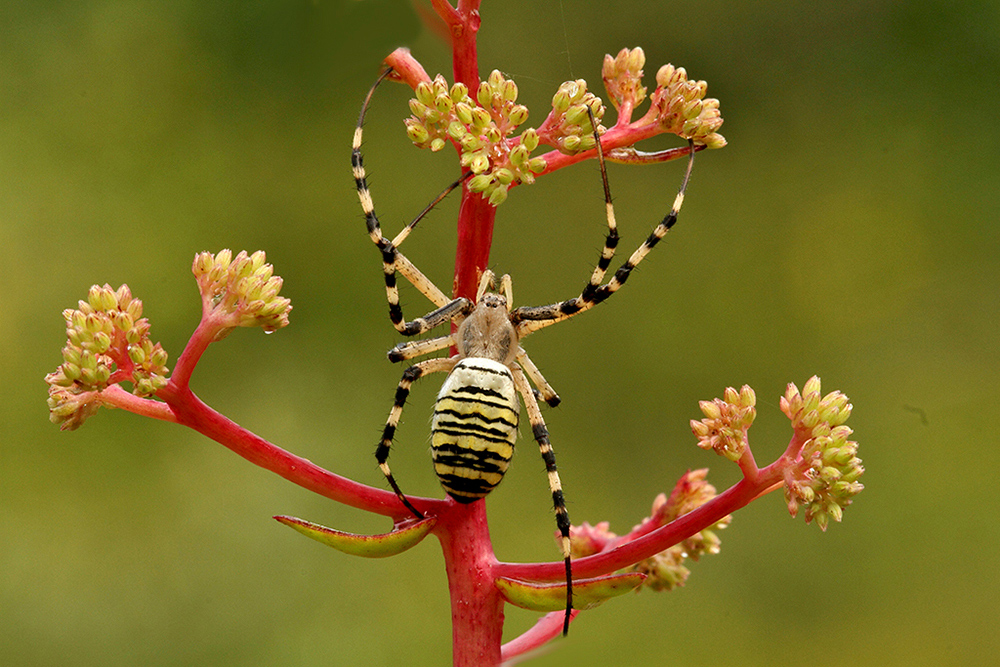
[387,334,456,364]
[515,347,561,407]
[512,138,696,336]
[378,356,458,517]
[352,68,466,332]
[512,366,573,635]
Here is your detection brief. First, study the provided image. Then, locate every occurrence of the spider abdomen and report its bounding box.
[431,358,519,503]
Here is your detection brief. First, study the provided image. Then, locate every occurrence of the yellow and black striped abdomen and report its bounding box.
[431,358,519,502]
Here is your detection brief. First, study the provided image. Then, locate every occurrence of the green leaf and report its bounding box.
[496,573,645,612]
[274,515,436,558]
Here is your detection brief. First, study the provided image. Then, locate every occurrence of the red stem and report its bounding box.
[497,460,788,583]
[140,371,447,519]
[435,500,504,667]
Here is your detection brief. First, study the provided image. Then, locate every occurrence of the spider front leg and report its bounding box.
[378,356,458,518]
[511,365,573,635]
[512,108,697,336]
[352,68,470,334]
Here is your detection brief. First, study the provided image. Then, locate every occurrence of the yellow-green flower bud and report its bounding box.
[467,174,492,192]
[128,344,147,364]
[510,144,529,168]
[477,81,492,108]
[508,104,528,127]
[521,128,539,152]
[488,184,508,206]
[493,168,514,185]
[564,104,589,127]
[408,98,429,119]
[92,331,111,354]
[150,346,168,369]
[471,107,491,130]
[469,154,490,174]
[415,81,435,107]
[447,121,467,140]
[552,89,571,113]
[406,121,429,145]
[434,94,453,114]
[450,82,469,102]
[455,102,474,125]
[627,47,645,72]
[501,79,518,103]
[528,157,547,173]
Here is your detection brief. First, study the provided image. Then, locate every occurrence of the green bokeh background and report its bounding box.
[3,1,997,665]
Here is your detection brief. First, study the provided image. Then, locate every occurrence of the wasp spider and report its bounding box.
[351,68,695,635]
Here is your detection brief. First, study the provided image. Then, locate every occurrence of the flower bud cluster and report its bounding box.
[602,47,648,113]
[691,385,756,462]
[780,377,864,530]
[567,521,616,559]
[630,472,730,591]
[403,71,544,206]
[564,470,728,592]
[539,79,606,155]
[192,250,291,336]
[45,284,169,430]
[647,64,726,149]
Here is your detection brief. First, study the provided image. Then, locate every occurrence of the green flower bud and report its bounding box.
[450,82,469,102]
[564,104,589,127]
[552,89,571,112]
[501,79,518,103]
[508,104,529,127]
[471,107,492,130]
[455,102,474,125]
[415,81,435,107]
[493,168,514,185]
[467,174,493,192]
[488,69,505,90]
[434,94,453,114]
[447,121,467,140]
[469,154,490,174]
[521,128,539,152]
[488,184,508,206]
[128,344,147,364]
[92,331,111,354]
[477,81,492,108]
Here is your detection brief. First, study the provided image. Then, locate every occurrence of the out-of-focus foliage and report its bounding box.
[3,1,998,665]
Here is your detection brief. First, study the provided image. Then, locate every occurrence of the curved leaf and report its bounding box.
[274,515,436,558]
[496,572,645,612]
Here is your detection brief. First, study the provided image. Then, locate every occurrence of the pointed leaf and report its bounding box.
[275,515,436,558]
[496,572,645,612]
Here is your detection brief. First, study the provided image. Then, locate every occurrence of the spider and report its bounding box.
[351,68,696,635]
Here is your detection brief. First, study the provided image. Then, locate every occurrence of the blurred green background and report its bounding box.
[3,1,998,665]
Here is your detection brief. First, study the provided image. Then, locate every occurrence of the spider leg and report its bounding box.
[378,356,459,518]
[515,347,561,407]
[512,108,696,337]
[352,68,464,329]
[387,333,456,363]
[511,365,573,635]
